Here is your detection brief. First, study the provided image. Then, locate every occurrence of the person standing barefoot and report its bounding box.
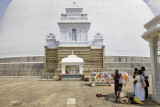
[133,68,138,96]
[134,70,145,101]
[114,69,121,102]
[141,66,149,98]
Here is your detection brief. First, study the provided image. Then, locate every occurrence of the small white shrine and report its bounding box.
[61,51,84,74]
[142,15,160,104]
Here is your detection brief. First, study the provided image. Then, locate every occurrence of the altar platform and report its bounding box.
[62,74,84,80]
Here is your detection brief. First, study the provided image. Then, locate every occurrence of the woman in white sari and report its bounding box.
[134,70,145,101]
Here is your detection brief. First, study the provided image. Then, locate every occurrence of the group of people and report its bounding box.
[114,66,149,103]
[133,67,149,101]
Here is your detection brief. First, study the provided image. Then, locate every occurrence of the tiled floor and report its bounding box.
[0,77,159,107]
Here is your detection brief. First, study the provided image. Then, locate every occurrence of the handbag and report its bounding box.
[141,75,146,88]
[142,80,146,87]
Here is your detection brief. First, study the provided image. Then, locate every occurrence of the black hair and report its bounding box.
[141,66,145,71]
[115,69,119,74]
[138,70,142,75]
[115,69,119,72]
[134,68,138,71]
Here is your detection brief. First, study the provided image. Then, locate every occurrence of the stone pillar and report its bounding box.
[60,27,65,42]
[79,64,83,74]
[44,46,47,72]
[62,65,66,74]
[86,29,88,42]
[77,27,80,42]
[66,28,70,42]
[149,38,157,98]
[102,46,105,72]
[80,26,82,42]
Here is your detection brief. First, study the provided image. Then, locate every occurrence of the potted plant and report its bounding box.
[82,74,85,80]
[58,74,62,81]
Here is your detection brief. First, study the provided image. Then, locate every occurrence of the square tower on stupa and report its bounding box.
[45,2,105,75]
[58,2,90,46]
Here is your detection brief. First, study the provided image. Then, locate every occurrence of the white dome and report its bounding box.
[61,55,84,63]
[0,0,154,57]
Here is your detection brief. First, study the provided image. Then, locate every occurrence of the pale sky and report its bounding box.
[0,0,160,20]
[143,0,160,16]
[0,0,11,20]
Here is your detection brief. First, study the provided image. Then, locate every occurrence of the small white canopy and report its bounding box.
[61,54,84,74]
[61,55,84,64]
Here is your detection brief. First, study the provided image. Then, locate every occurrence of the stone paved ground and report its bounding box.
[0,77,159,107]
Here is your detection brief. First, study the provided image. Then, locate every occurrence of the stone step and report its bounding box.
[61,74,83,81]
[0,69,42,76]
[62,74,83,78]
[0,62,44,70]
[105,62,151,68]
[0,76,41,80]
[61,78,82,81]
[106,68,151,75]
[0,56,44,63]
[105,56,150,63]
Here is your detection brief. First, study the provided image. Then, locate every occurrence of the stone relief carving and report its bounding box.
[47,33,55,38]
[45,43,104,73]
[94,33,103,38]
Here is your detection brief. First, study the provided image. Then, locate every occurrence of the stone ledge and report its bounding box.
[0,76,40,78]
[0,62,44,64]
[152,96,160,104]
[0,76,41,80]
[105,56,150,63]
[62,74,83,78]
[0,56,44,63]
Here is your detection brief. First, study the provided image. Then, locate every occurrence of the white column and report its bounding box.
[79,64,83,74]
[70,28,72,42]
[64,26,66,42]
[86,26,89,42]
[62,65,66,74]
[66,27,70,42]
[77,27,80,42]
[60,27,65,42]
[157,34,160,81]
[86,30,88,42]
[149,38,157,98]
[80,26,82,42]
[81,27,85,42]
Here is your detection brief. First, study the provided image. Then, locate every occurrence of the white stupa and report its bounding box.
[0,0,154,57]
